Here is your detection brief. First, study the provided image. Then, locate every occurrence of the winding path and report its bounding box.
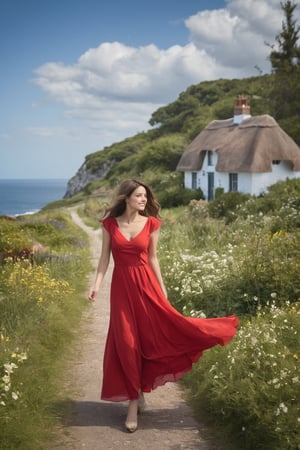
[51,210,223,450]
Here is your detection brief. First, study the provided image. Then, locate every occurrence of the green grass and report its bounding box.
[157,189,300,450]
[1,179,299,449]
[0,209,91,449]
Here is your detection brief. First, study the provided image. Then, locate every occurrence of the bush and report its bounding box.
[0,218,32,259]
[238,179,300,232]
[183,303,300,450]
[208,191,251,222]
[158,186,204,208]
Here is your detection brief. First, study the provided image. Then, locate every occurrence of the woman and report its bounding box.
[88,179,238,433]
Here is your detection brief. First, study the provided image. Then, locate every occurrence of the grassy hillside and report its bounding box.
[49,73,299,211]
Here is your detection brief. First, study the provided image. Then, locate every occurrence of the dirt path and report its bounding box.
[51,210,224,450]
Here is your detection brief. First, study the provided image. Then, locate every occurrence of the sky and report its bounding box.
[0,0,298,180]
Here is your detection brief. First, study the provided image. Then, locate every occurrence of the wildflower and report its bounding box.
[11,392,19,400]
[3,362,18,374]
[271,378,279,384]
[2,374,10,384]
[279,402,288,413]
[0,333,9,342]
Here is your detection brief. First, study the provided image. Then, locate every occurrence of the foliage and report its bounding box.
[84,133,150,172]
[160,183,300,317]
[0,210,90,449]
[158,186,204,209]
[207,191,251,223]
[149,77,272,135]
[269,0,300,73]
[18,211,88,250]
[268,1,300,122]
[135,134,188,172]
[234,178,300,231]
[156,178,300,449]
[183,303,300,450]
[0,218,32,258]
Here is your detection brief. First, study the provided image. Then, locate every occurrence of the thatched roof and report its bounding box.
[177,114,300,173]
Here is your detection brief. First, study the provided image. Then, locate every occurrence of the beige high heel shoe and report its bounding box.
[125,399,138,433]
[125,421,138,433]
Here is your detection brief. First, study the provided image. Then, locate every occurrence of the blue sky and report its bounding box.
[0,0,295,179]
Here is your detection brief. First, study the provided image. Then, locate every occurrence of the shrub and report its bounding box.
[0,218,32,259]
[208,191,251,222]
[158,186,204,208]
[183,303,300,450]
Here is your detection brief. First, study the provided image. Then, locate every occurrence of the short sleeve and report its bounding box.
[100,217,114,234]
[149,216,162,233]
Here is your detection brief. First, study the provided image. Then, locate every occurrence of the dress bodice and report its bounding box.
[102,216,161,267]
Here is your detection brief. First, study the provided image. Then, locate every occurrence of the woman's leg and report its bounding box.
[138,391,146,413]
[125,399,139,432]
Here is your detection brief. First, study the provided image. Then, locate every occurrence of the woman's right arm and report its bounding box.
[88,228,111,301]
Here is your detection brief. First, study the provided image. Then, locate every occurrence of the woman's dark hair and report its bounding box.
[103,179,161,218]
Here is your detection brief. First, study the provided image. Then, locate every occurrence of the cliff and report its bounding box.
[63,160,114,198]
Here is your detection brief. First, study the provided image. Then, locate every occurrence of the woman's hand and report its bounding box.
[88,289,98,302]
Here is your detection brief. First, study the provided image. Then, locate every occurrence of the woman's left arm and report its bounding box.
[148,228,168,298]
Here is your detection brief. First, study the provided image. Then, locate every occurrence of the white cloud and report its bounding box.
[32,0,291,161]
[34,41,221,143]
[228,0,286,38]
[34,42,213,105]
[185,0,286,72]
[25,126,76,138]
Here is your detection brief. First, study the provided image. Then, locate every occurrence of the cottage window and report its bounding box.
[229,173,238,192]
[191,172,197,189]
[272,160,281,165]
[207,151,213,166]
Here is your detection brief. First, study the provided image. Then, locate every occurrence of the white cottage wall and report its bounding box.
[250,162,300,196]
[183,157,300,199]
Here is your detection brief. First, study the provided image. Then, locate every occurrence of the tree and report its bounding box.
[269,1,300,72]
[268,1,300,142]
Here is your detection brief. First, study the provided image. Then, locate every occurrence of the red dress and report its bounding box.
[101,216,238,401]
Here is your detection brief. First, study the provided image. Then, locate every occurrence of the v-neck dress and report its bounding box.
[101,216,238,402]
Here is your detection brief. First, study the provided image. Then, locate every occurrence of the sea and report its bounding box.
[0,179,69,216]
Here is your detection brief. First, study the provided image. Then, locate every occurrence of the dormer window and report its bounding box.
[207,151,213,166]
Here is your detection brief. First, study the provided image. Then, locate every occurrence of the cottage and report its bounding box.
[176,96,300,200]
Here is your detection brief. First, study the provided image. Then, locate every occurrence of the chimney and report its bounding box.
[233,95,251,124]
